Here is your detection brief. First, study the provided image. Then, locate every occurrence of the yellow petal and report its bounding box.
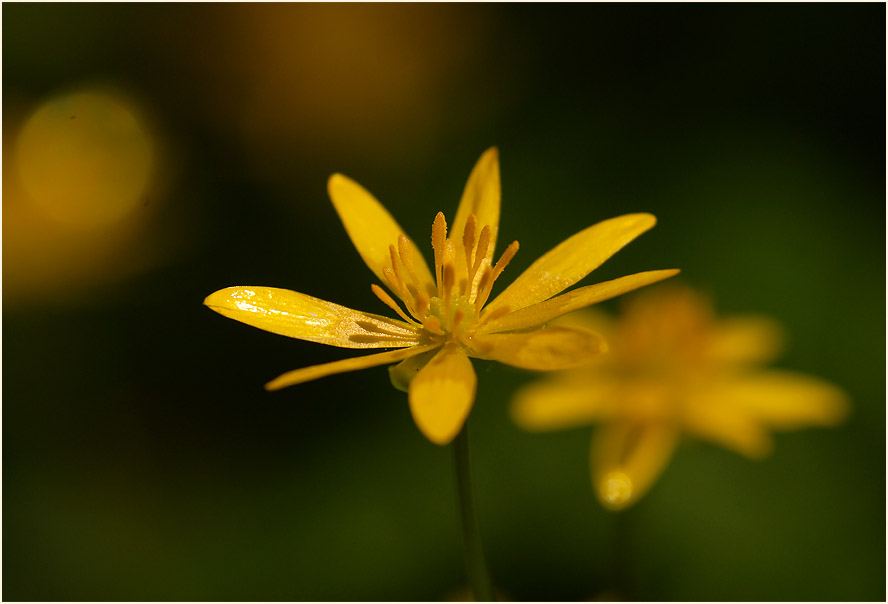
[449,147,500,270]
[469,326,606,371]
[709,371,850,429]
[483,213,657,317]
[204,286,420,348]
[327,174,435,294]
[408,343,477,445]
[683,393,774,459]
[480,269,679,334]
[591,422,679,511]
[265,344,438,391]
[707,316,784,365]
[510,375,619,430]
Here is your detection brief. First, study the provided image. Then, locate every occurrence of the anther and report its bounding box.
[473,225,491,278]
[422,316,446,336]
[388,245,406,292]
[432,212,448,295]
[451,307,466,335]
[398,234,420,287]
[463,214,478,282]
[491,240,519,282]
[371,284,419,326]
[383,267,402,294]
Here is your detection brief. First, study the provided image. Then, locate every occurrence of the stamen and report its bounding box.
[475,264,493,312]
[468,257,490,304]
[491,241,520,282]
[475,242,518,311]
[463,214,478,287]
[422,316,446,336]
[371,284,420,326]
[472,225,491,278]
[398,234,420,288]
[442,263,455,322]
[388,245,406,293]
[451,307,466,334]
[431,212,447,296]
[383,267,402,294]
[404,282,421,309]
[414,292,430,319]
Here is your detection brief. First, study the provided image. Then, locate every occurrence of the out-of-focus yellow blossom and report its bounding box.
[511,285,849,509]
[205,148,678,445]
[5,88,166,307]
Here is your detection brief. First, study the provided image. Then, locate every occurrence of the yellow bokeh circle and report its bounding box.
[16,89,153,228]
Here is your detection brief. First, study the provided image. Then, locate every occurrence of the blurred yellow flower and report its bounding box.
[205,148,678,445]
[511,285,850,510]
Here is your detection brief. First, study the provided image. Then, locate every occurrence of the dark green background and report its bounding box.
[4,4,885,601]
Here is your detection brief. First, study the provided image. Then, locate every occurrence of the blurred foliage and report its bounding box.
[3,3,884,601]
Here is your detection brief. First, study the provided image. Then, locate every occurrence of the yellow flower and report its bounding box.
[205,148,678,445]
[511,285,850,509]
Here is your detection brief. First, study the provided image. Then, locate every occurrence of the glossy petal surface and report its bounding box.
[265,345,438,391]
[483,213,657,317]
[328,173,435,293]
[470,326,606,371]
[408,343,477,445]
[204,286,420,348]
[481,269,679,334]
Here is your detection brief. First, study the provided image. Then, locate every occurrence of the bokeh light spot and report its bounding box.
[16,89,153,227]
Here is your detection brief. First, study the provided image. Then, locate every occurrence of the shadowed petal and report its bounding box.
[409,343,477,445]
[388,347,439,392]
[204,286,421,348]
[265,345,438,391]
[328,174,435,293]
[510,376,619,430]
[591,422,679,510]
[470,326,606,370]
[480,269,679,334]
[482,213,657,318]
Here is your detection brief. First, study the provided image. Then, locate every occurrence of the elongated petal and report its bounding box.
[409,343,477,445]
[483,213,657,318]
[591,422,679,510]
[480,269,679,334]
[265,344,438,391]
[709,371,850,429]
[328,174,435,293]
[707,316,784,365]
[450,147,500,268]
[469,326,606,370]
[511,375,619,430]
[204,286,420,348]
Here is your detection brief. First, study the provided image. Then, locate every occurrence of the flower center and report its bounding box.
[371,212,518,344]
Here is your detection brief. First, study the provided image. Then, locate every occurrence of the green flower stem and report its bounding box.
[453,422,495,602]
